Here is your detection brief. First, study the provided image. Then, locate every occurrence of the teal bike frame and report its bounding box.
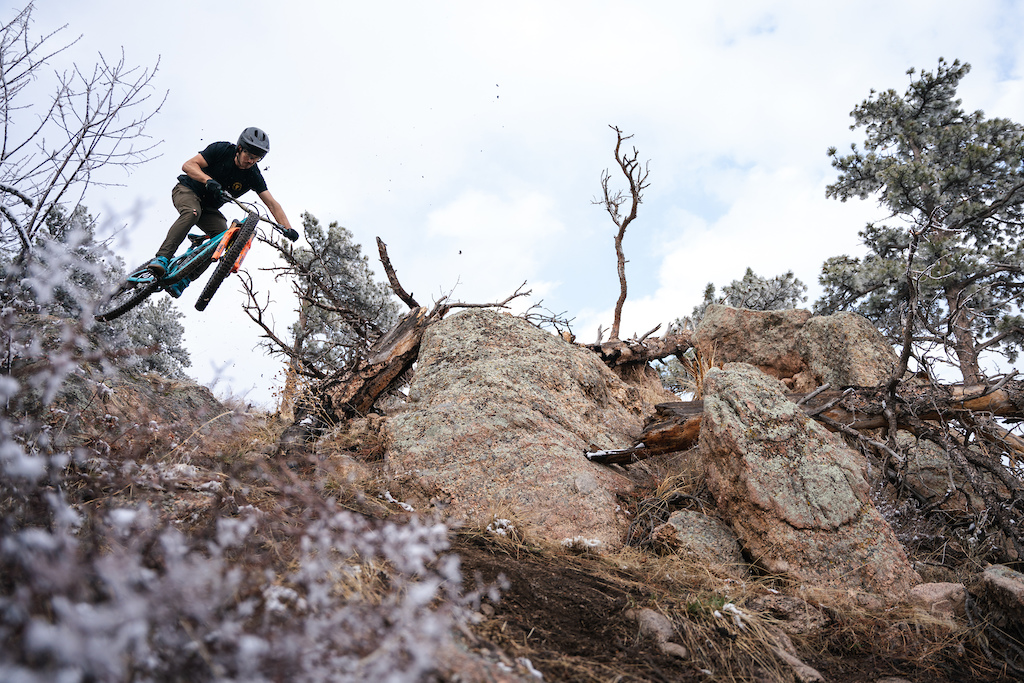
[95,195,297,322]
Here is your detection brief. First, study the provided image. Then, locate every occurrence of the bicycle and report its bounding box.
[94,194,299,322]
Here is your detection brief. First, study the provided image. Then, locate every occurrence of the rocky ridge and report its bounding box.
[15,304,1024,681]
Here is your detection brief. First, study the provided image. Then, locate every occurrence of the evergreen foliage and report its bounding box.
[1,203,191,379]
[690,267,807,325]
[273,212,399,378]
[817,58,1024,382]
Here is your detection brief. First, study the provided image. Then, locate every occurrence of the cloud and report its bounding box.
[574,162,880,339]
[411,189,565,304]
[25,0,1024,404]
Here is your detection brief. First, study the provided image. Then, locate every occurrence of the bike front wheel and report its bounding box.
[95,267,159,322]
[195,213,258,312]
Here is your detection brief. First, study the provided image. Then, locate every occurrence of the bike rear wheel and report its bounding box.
[195,213,258,311]
[94,267,159,322]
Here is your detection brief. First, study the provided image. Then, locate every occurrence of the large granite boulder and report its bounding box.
[798,311,897,388]
[699,363,920,597]
[385,309,647,548]
[693,304,812,381]
[692,305,898,392]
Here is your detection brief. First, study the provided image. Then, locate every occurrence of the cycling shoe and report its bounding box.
[147,256,169,278]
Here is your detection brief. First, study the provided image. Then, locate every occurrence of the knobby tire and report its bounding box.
[94,267,159,322]
[195,214,257,311]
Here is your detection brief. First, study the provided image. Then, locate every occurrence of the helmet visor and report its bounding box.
[239,142,267,160]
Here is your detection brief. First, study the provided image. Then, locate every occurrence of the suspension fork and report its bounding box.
[211,218,256,273]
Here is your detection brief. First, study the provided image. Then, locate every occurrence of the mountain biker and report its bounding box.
[147,127,297,296]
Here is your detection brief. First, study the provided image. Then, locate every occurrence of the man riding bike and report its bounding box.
[147,126,297,297]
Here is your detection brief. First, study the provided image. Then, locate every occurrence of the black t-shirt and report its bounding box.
[177,141,268,209]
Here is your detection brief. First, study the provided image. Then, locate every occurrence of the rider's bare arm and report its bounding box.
[182,154,212,183]
[257,189,295,232]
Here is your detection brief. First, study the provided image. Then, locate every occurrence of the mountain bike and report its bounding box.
[94,194,299,322]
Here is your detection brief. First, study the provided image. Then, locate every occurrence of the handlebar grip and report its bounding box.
[284,228,299,242]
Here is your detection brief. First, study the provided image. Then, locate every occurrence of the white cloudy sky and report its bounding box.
[26,1,1024,406]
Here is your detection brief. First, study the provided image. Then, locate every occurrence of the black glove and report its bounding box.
[283,228,299,242]
[206,179,223,198]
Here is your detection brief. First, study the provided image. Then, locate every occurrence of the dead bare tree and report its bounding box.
[0,4,165,255]
[593,125,650,341]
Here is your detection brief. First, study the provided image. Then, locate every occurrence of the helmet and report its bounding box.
[237,127,270,158]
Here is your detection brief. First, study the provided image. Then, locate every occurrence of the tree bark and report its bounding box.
[945,283,984,384]
[323,306,430,417]
[584,330,693,367]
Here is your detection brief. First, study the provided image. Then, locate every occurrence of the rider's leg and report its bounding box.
[155,184,204,260]
[162,204,227,298]
[195,207,228,238]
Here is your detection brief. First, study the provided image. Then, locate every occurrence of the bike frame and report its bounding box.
[124,222,251,288]
[125,195,281,290]
[95,194,297,321]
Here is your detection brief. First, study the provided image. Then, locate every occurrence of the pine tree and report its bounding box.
[817,59,1024,383]
[273,212,399,379]
[3,203,191,378]
[690,267,807,325]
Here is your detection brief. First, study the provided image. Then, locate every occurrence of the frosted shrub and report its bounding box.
[0,439,474,681]
[0,251,481,682]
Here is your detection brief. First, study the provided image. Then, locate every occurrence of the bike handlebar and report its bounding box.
[220,193,299,242]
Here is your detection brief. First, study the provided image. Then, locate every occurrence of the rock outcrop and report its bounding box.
[907,582,967,621]
[652,509,747,577]
[972,564,1024,640]
[799,310,898,388]
[385,309,648,547]
[693,305,812,382]
[700,363,920,597]
[693,304,898,392]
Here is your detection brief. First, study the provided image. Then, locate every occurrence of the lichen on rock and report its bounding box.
[700,363,920,597]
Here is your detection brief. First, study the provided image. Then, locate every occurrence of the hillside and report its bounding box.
[2,307,1023,682]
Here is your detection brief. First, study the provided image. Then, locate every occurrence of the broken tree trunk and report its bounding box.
[277,306,434,451]
[324,306,430,417]
[585,330,693,367]
[588,379,1024,464]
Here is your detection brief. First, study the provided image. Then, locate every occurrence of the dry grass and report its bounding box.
[624,454,713,551]
[678,341,721,399]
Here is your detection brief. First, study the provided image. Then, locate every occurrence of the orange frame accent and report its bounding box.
[231,234,255,273]
[212,220,241,261]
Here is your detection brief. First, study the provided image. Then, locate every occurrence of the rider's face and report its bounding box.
[235,149,263,169]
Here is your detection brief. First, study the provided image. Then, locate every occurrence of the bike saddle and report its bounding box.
[186,233,206,246]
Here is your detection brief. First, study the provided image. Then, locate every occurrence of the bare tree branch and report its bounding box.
[0,8,166,255]
[238,270,327,380]
[593,125,650,341]
[377,236,419,308]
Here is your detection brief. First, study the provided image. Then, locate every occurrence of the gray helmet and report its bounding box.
[237,127,270,157]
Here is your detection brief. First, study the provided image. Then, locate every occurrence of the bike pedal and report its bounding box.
[166,278,191,299]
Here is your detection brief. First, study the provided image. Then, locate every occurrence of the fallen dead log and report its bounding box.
[587,379,1024,464]
[584,331,693,367]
